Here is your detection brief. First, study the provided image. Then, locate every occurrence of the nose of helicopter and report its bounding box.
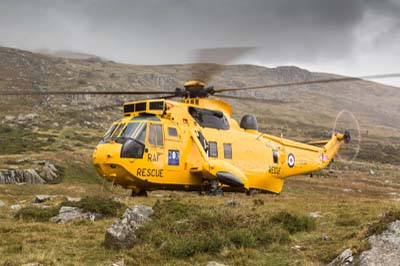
[92,142,123,180]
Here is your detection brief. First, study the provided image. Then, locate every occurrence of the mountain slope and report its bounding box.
[0,46,399,162]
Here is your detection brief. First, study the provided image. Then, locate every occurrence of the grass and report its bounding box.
[137,200,294,258]
[363,210,400,238]
[13,196,126,224]
[0,159,399,265]
[14,206,60,222]
[59,196,126,217]
[0,125,55,154]
[270,211,315,233]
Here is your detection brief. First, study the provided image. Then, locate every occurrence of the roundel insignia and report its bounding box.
[287,153,295,168]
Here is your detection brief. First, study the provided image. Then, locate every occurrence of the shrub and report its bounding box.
[15,206,60,222]
[60,196,126,217]
[163,233,225,258]
[335,214,360,227]
[270,211,315,233]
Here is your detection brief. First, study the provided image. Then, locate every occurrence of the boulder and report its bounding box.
[10,204,22,211]
[0,200,5,207]
[4,115,15,121]
[66,197,81,202]
[0,162,59,184]
[207,262,226,266]
[226,199,240,206]
[109,259,125,266]
[32,195,51,203]
[104,205,153,249]
[50,206,86,224]
[309,212,323,218]
[39,162,58,182]
[50,206,102,224]
[358,220,400,266]
[327,248,353,266]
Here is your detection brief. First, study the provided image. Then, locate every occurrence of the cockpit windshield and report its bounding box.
[100,117,154,144]
[110,123,126,141]
[120,122,140,138]
[132,122,147,144]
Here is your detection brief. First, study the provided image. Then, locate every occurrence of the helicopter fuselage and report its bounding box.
[93,98,347,194]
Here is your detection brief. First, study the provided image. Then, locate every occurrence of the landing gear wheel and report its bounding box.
[131,189,148,197]
[209,180,224,196]
[246,189,255,196]
[209,187,224,196]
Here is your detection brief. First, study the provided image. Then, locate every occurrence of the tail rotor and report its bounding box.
[333,110,361,163]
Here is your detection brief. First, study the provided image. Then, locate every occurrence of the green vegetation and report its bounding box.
[14,206,60,222]
[59,160,102,184]
[0,125,55,154]
[136,200,305,258]
[14,196,125,223]
[364,210,400,237]
[60,196,126,217]
[270,210,315,233]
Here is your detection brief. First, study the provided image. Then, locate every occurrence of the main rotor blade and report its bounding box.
[216,94,296,104]
[215,73,400,93]
[0,90,176,96]
[189,47,258,83]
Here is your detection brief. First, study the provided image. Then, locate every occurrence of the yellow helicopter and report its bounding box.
[92,80,350,196]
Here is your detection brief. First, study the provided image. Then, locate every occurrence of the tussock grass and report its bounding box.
[1,162,399,265]
[364,210,400,237]
[137,200,300,258]
[270,211,315,233]
[59,196,126,217]
[13,196,125,223]
[14,206,60,222]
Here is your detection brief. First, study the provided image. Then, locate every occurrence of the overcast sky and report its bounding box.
[0,0,399,85]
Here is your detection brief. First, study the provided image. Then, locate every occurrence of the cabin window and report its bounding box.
[120,122,140,138]
[149,124,163,146]
[149,101,164,110]
[136,102,146,112]
[272,150,279,164]
[111,123,126,140]
[168,127,178,137]
[188,107,230,130]
[209,141,218,157]
[223,143,232,159]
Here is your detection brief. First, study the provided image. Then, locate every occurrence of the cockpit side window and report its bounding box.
[188,107,230,130]
[101,123,118,143]
[148,124,163,146]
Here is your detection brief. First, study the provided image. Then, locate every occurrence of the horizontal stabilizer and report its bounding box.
[307,140,330,145]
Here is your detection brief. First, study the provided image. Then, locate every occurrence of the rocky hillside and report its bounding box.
[0,45,399,163]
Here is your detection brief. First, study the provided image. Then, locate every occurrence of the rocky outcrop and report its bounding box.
[358,220,400,266]
[32,195,52,203]
[50,206,102,224]
[327,220,400,266]
[104,205,153,250]
[0,161,59,184]
[327,248,353,266]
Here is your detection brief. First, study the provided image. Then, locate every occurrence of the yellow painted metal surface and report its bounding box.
[93,97,347,194]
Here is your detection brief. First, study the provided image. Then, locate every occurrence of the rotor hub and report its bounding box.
[175,80,215,98]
